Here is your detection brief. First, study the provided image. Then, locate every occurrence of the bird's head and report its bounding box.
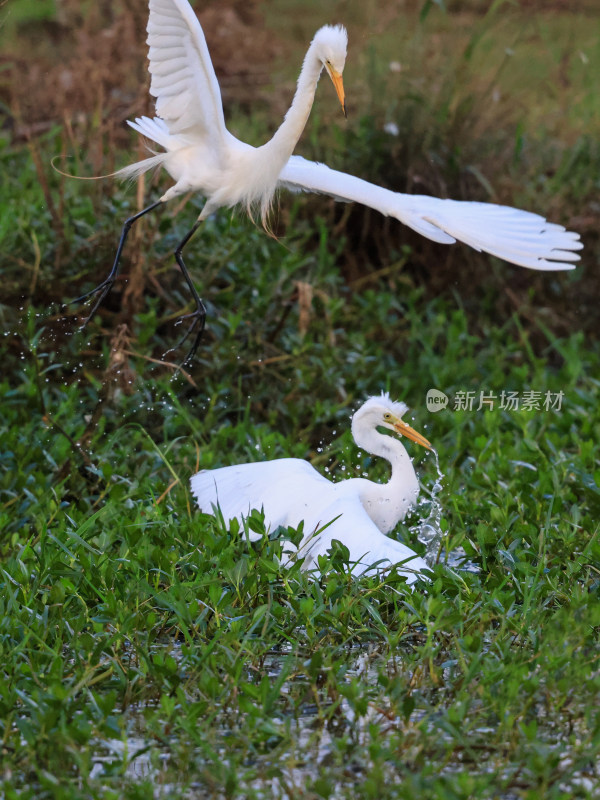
[353,393,432,451]
[312,25,348,116]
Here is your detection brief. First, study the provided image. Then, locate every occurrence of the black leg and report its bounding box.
[69,200,164,327]
[171,219,206,364]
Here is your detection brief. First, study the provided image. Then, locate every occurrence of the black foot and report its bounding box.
[173,302,207,365]
[65,279,116,328]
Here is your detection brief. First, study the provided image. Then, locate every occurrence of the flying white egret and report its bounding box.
[191,394,433,582]
[76,0,582,361]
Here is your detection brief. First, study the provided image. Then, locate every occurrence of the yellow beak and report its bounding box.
[328,67,346,118]
[392,418,432,451]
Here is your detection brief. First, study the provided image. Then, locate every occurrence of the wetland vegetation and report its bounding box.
[1,0,599,797]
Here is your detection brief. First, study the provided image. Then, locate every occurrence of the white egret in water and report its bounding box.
[75,0,582,361]
[191,394,433,583]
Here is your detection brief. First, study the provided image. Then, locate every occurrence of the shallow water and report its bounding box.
[90,638,599,798]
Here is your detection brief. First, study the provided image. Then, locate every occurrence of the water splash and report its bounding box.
[412,449,445,566]
[411,450,480,573]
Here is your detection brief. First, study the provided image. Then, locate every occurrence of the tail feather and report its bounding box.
[111,116,173,182]
[115,153,169,182]
[127,116,173,150]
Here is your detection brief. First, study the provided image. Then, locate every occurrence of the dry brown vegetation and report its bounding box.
[4,1,280,152]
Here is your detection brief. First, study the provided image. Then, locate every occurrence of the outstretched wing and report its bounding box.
[279,155,582,271]
[146,0,227,147]
[190,458,332,539]
[191,461,429,584]
[295,495,429,585]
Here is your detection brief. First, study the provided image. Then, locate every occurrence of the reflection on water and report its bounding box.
[90,641,599,798]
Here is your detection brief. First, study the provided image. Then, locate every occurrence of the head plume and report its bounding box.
[311,24,348,73]
[354,392,409,421]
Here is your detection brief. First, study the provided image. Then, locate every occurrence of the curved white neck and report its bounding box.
[352,424,420,522]
[269,45,324,154]
[249,43,324,219]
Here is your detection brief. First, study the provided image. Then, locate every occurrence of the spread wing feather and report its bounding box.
[190,458,331,540]
[191,463,429,583]
[279,155,582,270]
[146,0,227,147]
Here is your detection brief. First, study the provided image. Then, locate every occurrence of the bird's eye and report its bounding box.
[383,412,392,420]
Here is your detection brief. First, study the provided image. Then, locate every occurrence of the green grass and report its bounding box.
[2,0,600,797]
[2,255,599,797]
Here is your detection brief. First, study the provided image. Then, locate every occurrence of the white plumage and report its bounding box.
[120,0,581,270]
[121,4,348,225]
[280,160,581,270]
[191,394,433,583]
[79,0,582,362]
